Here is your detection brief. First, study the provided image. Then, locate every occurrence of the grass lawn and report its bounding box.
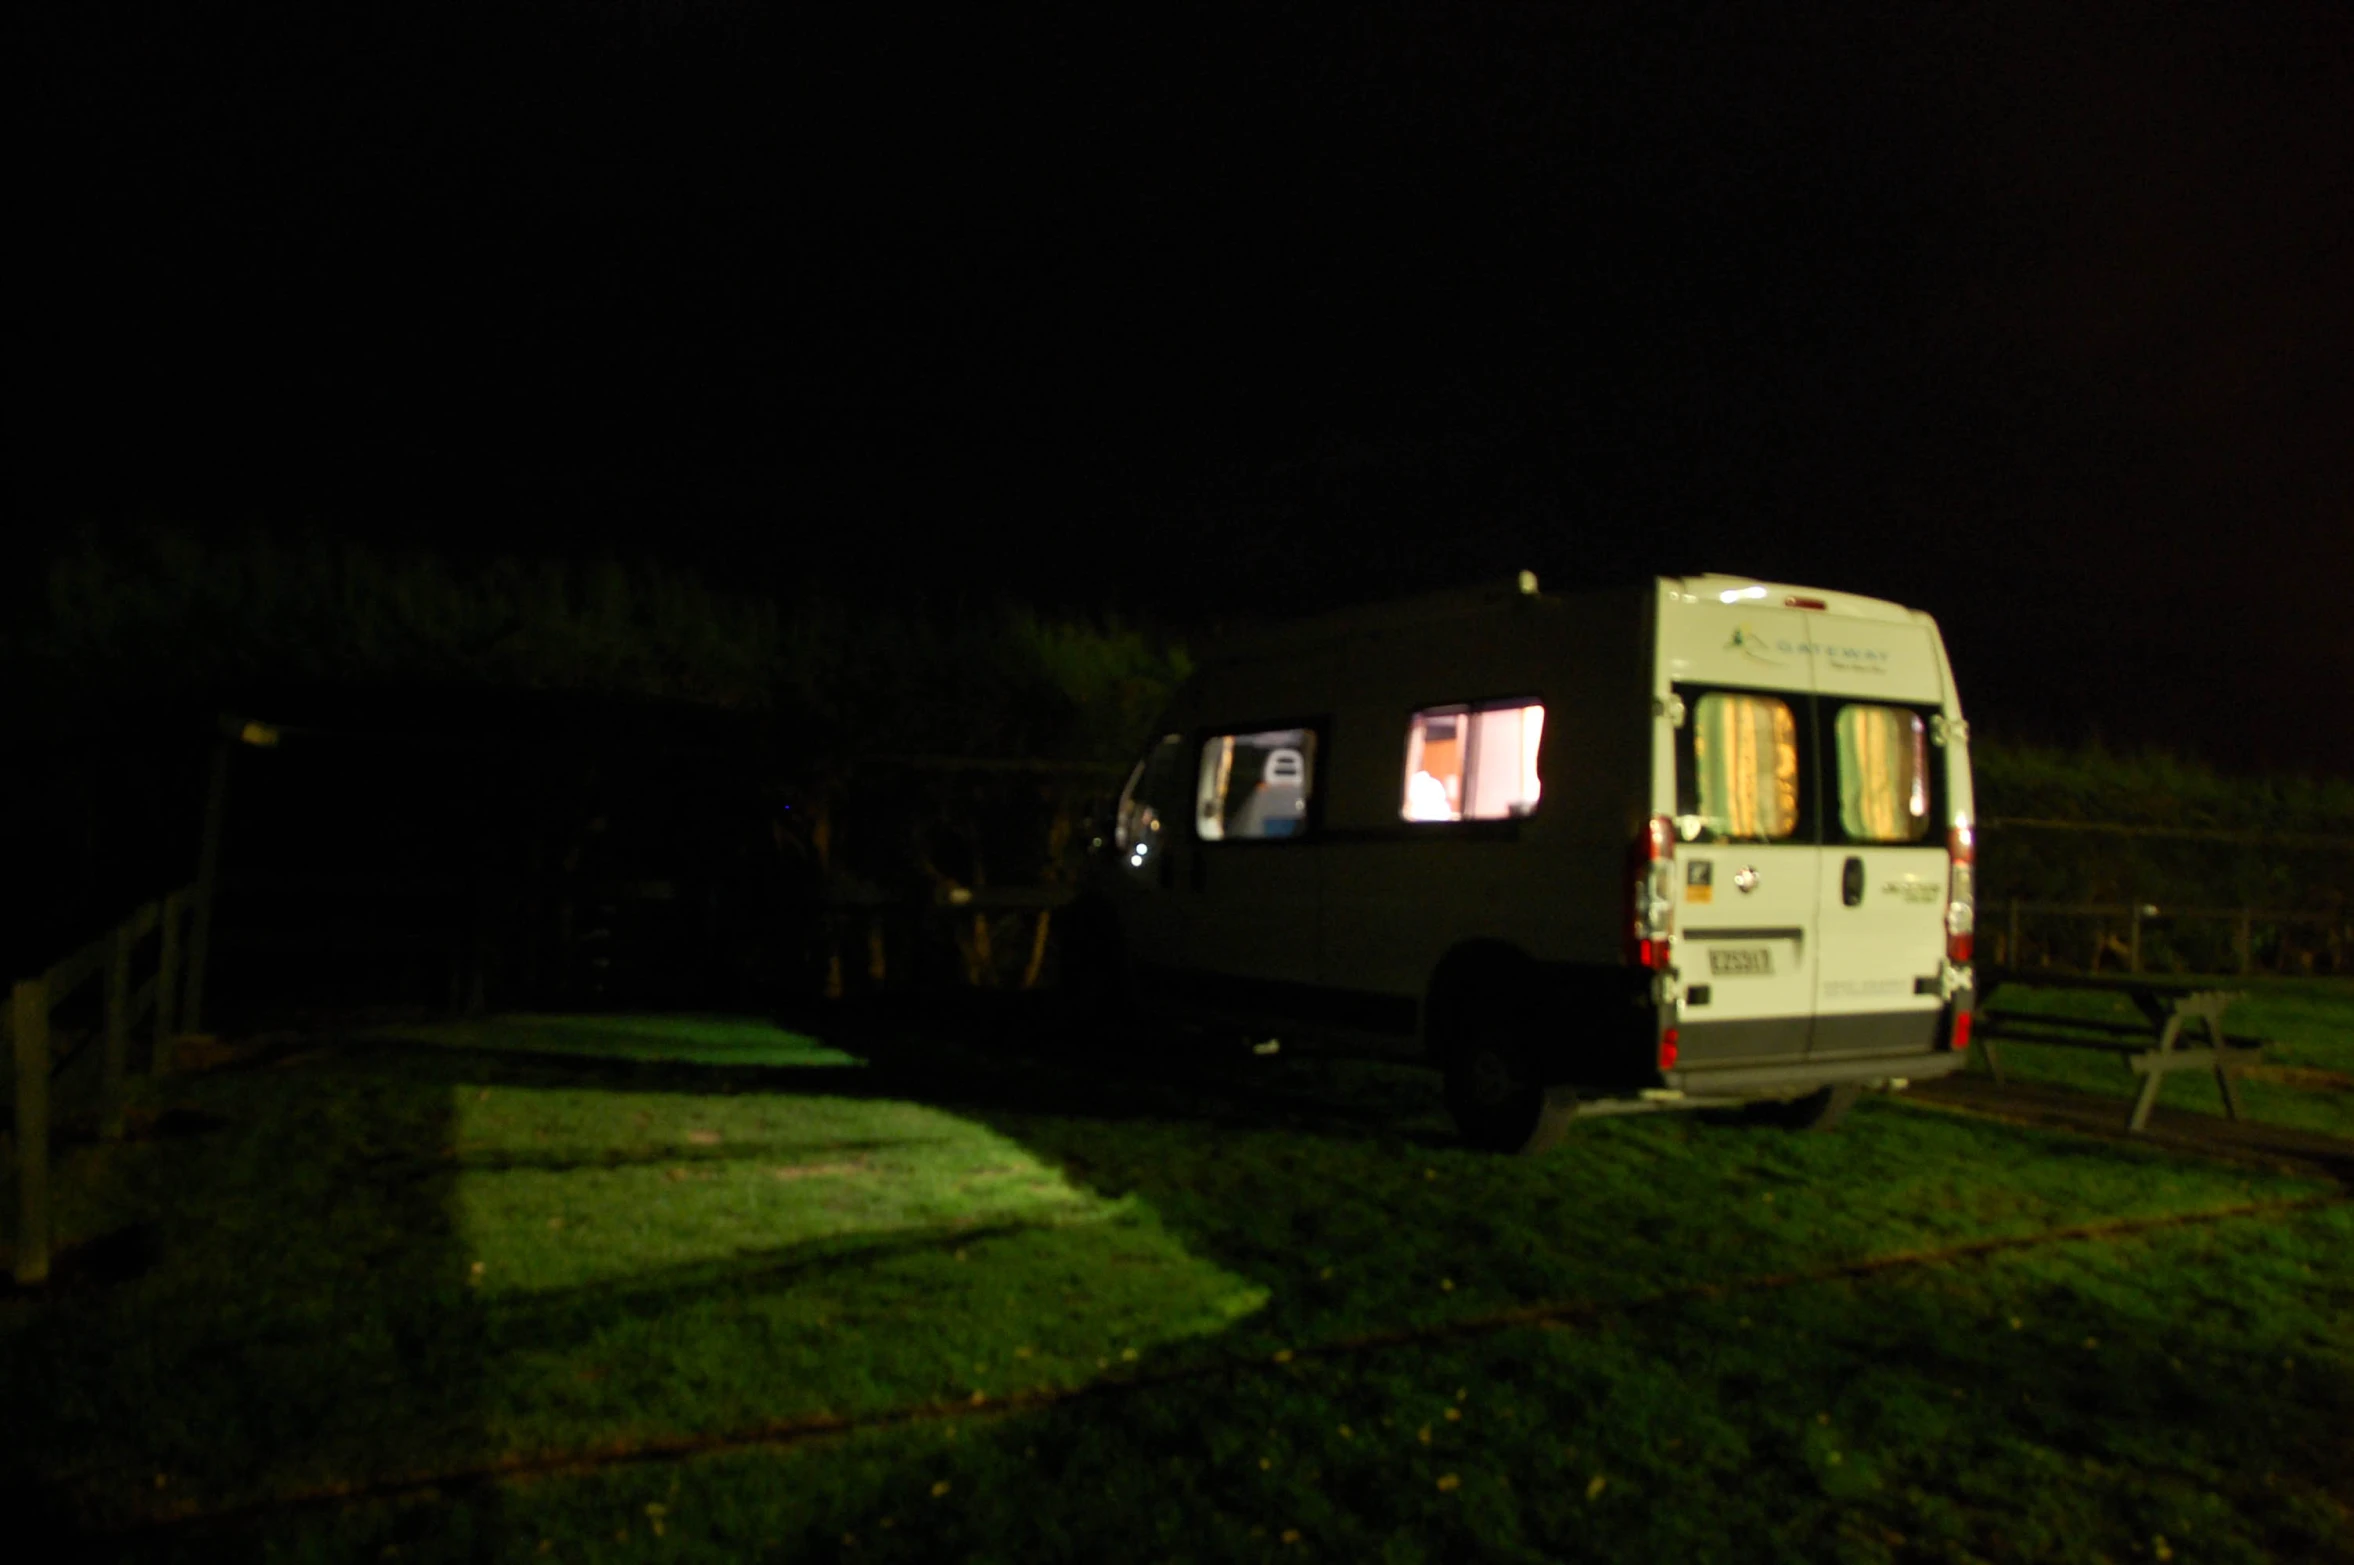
[4,1012,2348,1563]
[1976,977,2354,1138]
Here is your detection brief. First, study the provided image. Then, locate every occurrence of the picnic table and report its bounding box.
[1973,968,2267,1134]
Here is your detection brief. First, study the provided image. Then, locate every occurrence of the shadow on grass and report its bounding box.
[18,999,2350,1563]
[0,1048,500,1553]
[463,1198,2354,1565]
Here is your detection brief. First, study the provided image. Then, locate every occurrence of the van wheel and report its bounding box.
[1742,1082,1862,1132]
[1433,969,1574,1154]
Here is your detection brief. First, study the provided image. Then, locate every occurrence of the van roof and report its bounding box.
[1669,574,1923,624]
[1199,575,1559,665]
[1201,571,1932,665]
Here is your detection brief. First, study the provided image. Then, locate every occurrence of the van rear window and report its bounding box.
[1402,702,1544,821]
[1832,704,1933,843]
[1197,728,1316,840]
[1686,692,1800,841]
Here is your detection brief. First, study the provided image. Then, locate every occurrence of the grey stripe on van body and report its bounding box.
[1678,1010,1945,1068]
[1811,1009,1941,1057]
[1667,1042,1968,1096]
[1673,1014,1811,1066]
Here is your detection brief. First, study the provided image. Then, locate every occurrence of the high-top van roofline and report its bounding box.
[1669,574,1923,625]
[1198,571,1557,666]
[1202,570,1929,667]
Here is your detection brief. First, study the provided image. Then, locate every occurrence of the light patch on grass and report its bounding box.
[453,1085,1120,1298]
[370,1013,864,1069]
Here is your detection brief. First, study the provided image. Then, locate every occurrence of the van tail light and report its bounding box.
[1945,824,1975,965]
[1949,1009,1973,1053]
[1628,814,1676,969]
[1659,1027,1680,1070]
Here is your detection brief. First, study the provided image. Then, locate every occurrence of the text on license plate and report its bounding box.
[1708,947,1774,977]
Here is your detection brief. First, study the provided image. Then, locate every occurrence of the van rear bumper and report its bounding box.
[1663,1046,1968,1097]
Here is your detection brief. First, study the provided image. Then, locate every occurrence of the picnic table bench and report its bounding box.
[1973,968,2268,1134]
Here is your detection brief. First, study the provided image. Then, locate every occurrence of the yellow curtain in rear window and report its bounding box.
[1835,704,1930,842]
[1694,694,1798,840]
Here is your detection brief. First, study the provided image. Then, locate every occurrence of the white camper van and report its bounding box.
[1072,573,1977,1152]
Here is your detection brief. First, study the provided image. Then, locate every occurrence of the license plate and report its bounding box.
[1708,947,1773,977]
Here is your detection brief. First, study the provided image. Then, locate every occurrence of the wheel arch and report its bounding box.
[1422,938,1541,1061]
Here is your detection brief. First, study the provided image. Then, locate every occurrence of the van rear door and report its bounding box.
[1660,598,1823,1068]
[1809,622,1952,1058]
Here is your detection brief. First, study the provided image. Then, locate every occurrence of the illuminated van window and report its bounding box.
[1196,728,1316,841]
[1401,702,1545,822]
[1834,704,1932,843]
[1690,693,1799,840]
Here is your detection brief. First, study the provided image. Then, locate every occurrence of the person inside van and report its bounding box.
[1406,767,1454,821]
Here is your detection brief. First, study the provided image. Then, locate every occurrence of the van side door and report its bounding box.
[1179,721,1325,994]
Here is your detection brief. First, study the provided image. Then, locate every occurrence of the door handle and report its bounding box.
[1841,856,1865,907]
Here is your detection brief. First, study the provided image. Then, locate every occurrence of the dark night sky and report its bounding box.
[22,2,2354,774]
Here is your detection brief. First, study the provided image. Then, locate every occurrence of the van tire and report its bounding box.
[1431,958,1573,1155]
[1742,1082,1862,1132]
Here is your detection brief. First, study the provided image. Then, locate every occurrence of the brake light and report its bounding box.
[1949,1010,1973,1053]
[1946,823,1975,964]
[1783,596,1827,611]
[1628,814,1676,968]
[1659,1027,1680,1070]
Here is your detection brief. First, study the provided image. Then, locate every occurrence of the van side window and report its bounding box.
[1196,728,1316,841]
[1116,733,1185,880]
[1401,701,1545,822]
[1831,704,1933,843]
[1684,692,1800,841]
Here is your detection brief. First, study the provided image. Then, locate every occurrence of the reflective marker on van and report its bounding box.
[1629,814,1677,970]
[1946,825,1976,964]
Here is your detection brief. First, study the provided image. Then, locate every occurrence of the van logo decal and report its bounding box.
[1726,623,1786,664]
[1727,623,1892,669]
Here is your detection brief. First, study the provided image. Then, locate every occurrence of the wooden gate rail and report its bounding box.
[6,884,197,1286]
[1990,898,2351,976]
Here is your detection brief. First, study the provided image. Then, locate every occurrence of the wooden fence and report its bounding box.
[1988,899,2352,977]
[5,885,197,1286]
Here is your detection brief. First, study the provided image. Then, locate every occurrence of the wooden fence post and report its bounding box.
[2007,899,2023,968]
[182,737,233,1035]
[101,923,132,1142]
[12,978,51,1286]
[2128,904,2143,974]
[155,890,184,1072]
[2236,909,2254,976]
